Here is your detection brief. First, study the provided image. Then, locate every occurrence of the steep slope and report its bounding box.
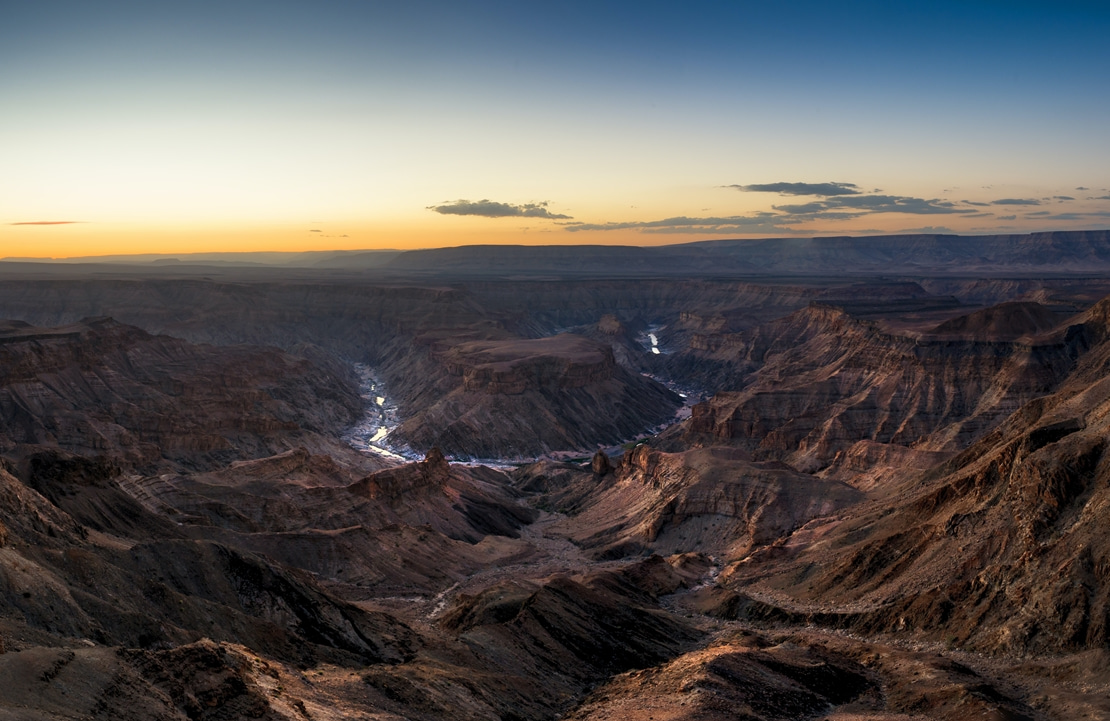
[0,460,417,667]
[711,295,1110,655]
[0,317,362,471]
[387,334,681,458]
[118,448,539,597]
[518,445,861,560]
[672,301,1081,484]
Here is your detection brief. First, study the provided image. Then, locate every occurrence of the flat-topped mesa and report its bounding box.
[439,334,615,394]
[926,300,1064,341]
[390,332,680,458]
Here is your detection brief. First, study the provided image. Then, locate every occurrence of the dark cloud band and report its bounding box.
[991,198,1041,206]
[728,181,861,197]
[429,199,571,220]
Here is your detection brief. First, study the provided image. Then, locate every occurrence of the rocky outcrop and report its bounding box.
[673,301,1084,476]
[590,449,612,476]
[714,295,1110,655]
[557,445,861,559]
[348,447,451,501]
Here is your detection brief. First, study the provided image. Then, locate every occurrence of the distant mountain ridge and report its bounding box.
[5,229,1110,278]
[382,230,1110,277]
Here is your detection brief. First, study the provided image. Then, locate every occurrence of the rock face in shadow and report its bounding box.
[388,334,681,458]
[0,317,361,471]
[0,461,418,667]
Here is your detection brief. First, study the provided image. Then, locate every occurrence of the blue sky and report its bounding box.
[3,0,1109,255]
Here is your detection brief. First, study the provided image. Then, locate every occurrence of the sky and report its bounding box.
[3,0,1110,258]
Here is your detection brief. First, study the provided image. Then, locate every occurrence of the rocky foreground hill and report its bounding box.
[2,264,1110,719]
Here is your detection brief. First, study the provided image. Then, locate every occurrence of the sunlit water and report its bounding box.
[341,364,416,461]
[640,325,666,355]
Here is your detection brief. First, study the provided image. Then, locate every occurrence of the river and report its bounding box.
[343,332,703,465]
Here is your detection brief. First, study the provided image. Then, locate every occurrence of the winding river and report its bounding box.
[343,331,703,465]
[340,364,415,461]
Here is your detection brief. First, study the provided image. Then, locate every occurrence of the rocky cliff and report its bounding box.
[0,317,362,471]
[672,301,1083,481]
[709,294,1110,656]
[388,333,682,458]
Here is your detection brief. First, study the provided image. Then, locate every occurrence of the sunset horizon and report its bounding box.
[4,1,1109,258]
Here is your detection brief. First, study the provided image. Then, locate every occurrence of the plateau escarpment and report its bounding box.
[0,317,362,471]
[671,300,1082,484]
[708,294,1110,658]
[387,334,681,458]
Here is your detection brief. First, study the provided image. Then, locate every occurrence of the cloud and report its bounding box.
[565,192,981,238]
[1025,211,1052,217]
[1029,211,1110,221]
[996,215,1017,221]
[728,181,861,196]
[1077,187,1089,191]
[9,220,82,225]
[429,199,571,219]
[992,198,1041,206]
[564,212,794,235]
[309,229,322,232]
[961,200,990,207]
[774,194,974,216]
[1054,196,1075,201]
[1091,195,1110,200]
[1036,213,1086,221]
[899,226,954,234]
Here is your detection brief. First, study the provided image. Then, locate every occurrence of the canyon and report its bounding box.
[2,232,1110,720]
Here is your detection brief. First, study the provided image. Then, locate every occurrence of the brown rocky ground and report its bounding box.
[707,294,1110,661]
[0,317,364,472]
[668,300,1083,485]
[514,445,860,560]
[3,272,1110,719]
[387,334,681,459]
